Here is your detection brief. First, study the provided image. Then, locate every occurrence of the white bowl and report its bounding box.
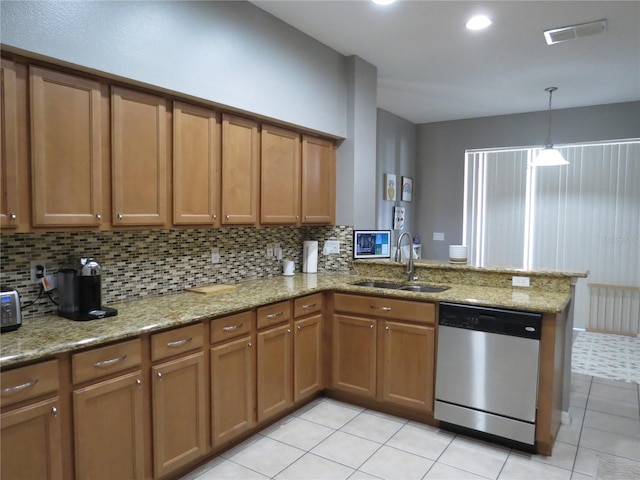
[449,245,468,263]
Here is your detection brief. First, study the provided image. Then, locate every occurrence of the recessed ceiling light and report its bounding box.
[372,0,396,5]
[466,15,492,31]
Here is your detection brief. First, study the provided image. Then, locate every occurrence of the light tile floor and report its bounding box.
[183,333,640,480]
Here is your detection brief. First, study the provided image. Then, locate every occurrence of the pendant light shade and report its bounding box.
[531,87,568,167]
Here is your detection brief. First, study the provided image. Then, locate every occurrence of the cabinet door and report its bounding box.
[260,124,300,224]
[294,314,323,401]
[301,135,335,224]
[332,314,376,398]
[381,321,435,412]
[112,87,167,226]
[152,352,207,478]
[30,66,103,226]
[1,59,20,229]
[173,101,220,226]
[1,397,63,480]
[257,323,293,422]
[211,335,255,446]
[221,114,259,225]
[73,371,145,480]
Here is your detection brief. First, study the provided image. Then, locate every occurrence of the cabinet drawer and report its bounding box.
[257,300,291,329]
[152,323,204,361]
[211,310,254,344]
[334,293,435,324]
[1,359,59,407]
[72,339,142,384]
[294,293,323,318]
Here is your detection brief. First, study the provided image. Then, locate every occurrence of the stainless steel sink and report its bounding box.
[352,281,449,293]
[397,285,449,293]
[352,281,403,289]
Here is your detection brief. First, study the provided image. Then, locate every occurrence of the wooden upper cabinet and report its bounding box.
[1,59,20,229]
[30,66,103,227]
[301,135,336,224]
[260,125,300,224]
[173,101,220,226]
[112,87,167,226]
[221,114,259,225]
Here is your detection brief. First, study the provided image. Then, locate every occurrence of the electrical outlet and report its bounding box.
[30,260,47,284]
[266,243,274,257]
[512,276,530,287]
[211,247,220,264]
[324,240,341,254]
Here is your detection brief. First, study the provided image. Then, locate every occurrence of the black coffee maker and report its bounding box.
[58,257,118,321]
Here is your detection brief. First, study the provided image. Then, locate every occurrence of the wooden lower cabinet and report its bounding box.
[152,351,206,478]
[332,314,377,398]
[381,321,435,412]
[256,323,293,422]
[1,397,63,480]
[294,313,323,401]
[73,371,145,480]
[210,335,255,447]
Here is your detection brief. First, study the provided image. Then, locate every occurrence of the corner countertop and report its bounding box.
[0,271,575,369]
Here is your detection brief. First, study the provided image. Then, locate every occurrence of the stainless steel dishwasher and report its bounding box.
[434,302,542,451]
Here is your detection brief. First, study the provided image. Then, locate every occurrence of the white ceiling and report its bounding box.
[251,1,640,124]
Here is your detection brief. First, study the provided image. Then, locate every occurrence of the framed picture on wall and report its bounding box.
[384,173,397,201]
[393,206,405,230]
[401,176,413,202]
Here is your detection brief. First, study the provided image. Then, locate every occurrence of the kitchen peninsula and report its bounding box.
[0,262,586,479]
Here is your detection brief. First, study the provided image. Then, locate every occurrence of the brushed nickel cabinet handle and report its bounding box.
[248,342,252,348]
[166,337,192,348]
[157,372,163,379]
[136,379,142,387]
[93,354,126,368]
[225,215,230,219]
[266,312,284,319]
[9,213,17,220]
[1,379,38,395]
[96,213,101,221]
[287,329,291,334]
[370,305,392,312]
[297,325,302,331]
[212,214,217,219]
[117,213,123,220]
[222,323,243,332]
[302,303,317,310]
[52,406,58,417]
[385,326,390,332]
[370,324,374,329]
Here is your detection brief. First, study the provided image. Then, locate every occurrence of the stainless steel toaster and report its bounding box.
[0,287,22,332]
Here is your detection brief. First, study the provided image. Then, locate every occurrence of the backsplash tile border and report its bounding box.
[0,225,353,318]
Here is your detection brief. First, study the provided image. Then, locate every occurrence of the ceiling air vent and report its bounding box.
[544,19,607,45]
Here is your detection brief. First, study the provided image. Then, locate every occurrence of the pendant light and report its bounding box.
[531,87,568,166]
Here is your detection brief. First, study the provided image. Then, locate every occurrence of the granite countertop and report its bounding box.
[0,270,576,369]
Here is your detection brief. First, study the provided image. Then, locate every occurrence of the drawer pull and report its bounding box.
[52,406,58,417]
[370,305,392,312]
[157,372,163,379]
[1,379,38,395]
[248,342,252,349]
[93,354,126,368]
[166,337,192,348]
[266,312,284,319]
[297,325,302,331]
[302,303,317,310]
[222,323,243,332]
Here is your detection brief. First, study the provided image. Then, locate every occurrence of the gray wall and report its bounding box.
[0,0,347,137]
[376,109,417,246]
[417,101,640,260]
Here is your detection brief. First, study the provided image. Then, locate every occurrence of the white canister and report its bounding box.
[283,259,295,276]
[303,241,318,273]
[449,245,468,264]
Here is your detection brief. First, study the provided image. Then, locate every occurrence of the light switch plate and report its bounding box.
[211,247,220,264]
[433,232,445,241]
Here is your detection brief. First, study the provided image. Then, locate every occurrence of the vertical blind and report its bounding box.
[464,140,640,331]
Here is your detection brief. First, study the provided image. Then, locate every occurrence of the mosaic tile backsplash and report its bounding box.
[0,225,354,318]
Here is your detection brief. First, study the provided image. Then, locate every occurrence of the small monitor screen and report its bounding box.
[353,230,391,259]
